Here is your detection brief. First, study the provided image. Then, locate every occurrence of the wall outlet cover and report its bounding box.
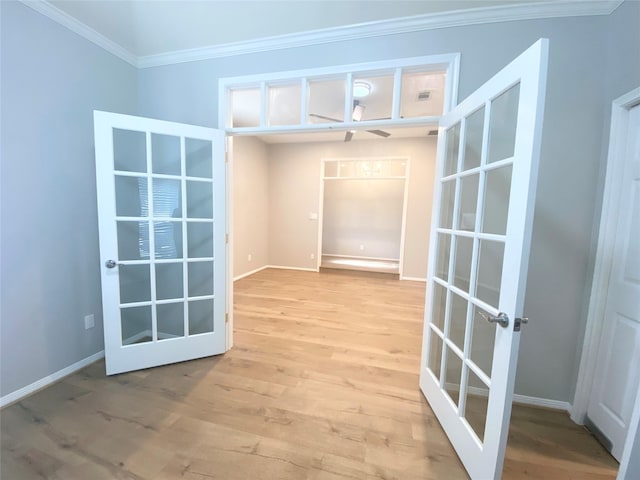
[84,314,95,330]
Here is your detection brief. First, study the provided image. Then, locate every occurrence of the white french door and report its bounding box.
[419,39,548,479]
[94,111,227,375]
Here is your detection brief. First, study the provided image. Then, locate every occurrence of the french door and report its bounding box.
[94,111,227,375]
[419,39,548,479]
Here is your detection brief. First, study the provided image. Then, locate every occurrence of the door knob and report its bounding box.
[105,259,117,268]
[478,310,509,328]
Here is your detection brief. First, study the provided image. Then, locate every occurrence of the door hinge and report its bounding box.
[514,317,529,332]
[225,313,229,323]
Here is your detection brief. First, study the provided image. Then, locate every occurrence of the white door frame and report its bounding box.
[316,156,411,277]
[571,86,640,479]
[218,54,460,349]
[571,86,640,423]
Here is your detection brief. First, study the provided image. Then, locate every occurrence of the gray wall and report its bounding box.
[0,2,138,396]
[232,136,269,278]
[137,5,640,402]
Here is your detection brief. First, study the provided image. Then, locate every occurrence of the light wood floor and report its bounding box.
[1,269,618,479]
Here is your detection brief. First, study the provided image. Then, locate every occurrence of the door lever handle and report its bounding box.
[477,310,509,328]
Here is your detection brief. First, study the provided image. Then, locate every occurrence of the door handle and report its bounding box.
[105,259,117,269]
[478,310,509,328]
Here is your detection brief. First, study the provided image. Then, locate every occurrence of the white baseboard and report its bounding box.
[268,265,318,273]
[0,350,105,408]
[233,265,269,281]
[513,393,572,412]
[401,276,427,282]
[446,383,571,412]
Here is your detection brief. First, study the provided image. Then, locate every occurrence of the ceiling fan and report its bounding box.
[309,100,391,142]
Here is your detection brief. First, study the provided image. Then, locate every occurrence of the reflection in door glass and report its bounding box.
[151,133,181,175]
[113,129,146,173]
[475,240,504,307]
[444,123,461,176]
[431,282,447,332]
[458,174,479,231]
[448,293,468,350]
[463,368,490,443]
[308,79,346,124]
[118,264,151,304]
[444,347,463,407]
[115,176,146,217]
[157,303,184,341]
[186,138,213,179]
[268,83,301,126]
[463,107,485,171]
[155,263,183,300]
[435,233,451,281]
[439,180,456,229]
[453,236,474,292]
[121,306,152,345]
[189,299,214,334]
[487,83,520,163]
[482,165,512,235]
[470,306,496,377]
[428,330,444,382]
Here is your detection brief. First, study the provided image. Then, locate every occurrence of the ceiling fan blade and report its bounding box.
[367,129,391,138]
[309,113,342,122]
[344,131,354,142]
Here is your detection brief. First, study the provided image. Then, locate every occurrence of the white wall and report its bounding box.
[1,2,138,396]
[232,137,269,279]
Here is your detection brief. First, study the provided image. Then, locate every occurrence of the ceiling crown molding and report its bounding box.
[19,0,138,67]
[21,0,623,70]
[136,0,624,68]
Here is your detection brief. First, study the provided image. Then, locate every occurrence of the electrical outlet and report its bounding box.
[310,253,315,260]
[84,314,95,330]
[247,253,252,261]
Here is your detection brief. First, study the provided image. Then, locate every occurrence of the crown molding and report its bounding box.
[21,0,623,70]
[137,0,623,68]
[19,0,138,67]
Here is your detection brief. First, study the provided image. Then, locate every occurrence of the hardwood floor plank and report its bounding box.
[1,268,618,479]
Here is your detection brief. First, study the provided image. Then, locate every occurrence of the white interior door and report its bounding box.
[94,111,227,375]
[587,104,640,461]
[419,39,548,479]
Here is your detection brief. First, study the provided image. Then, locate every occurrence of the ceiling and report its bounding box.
[49,0,572,57]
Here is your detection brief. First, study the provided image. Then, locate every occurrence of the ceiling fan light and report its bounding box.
[353,81,371,98]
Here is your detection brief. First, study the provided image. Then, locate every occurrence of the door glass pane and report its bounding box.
[324,161,338,177]
[444,123,460,176]
[453,236,474,292]
[458,174,479,231]
[268,83,301,126]
[187,181,213,219]
[439,180,455,229]
[470,306,496,377]
[187,222,214,258]
[115,176,146,217]
[482,165,512,235]
[119,264,151,304]
[121,306,152,345]
[189,299,214,334]
[353,73,393,121]
[463,368,489,443]
[186,138,213,179]
[157,303,184,341]
[475,240,504,308]
[428,330,444,382]
[463,107,485,171]
[431,282,447,332]
[151,133,181,175]
[449,293,468,350]
[155,263,183,300]
[435,233,451,281]
[117,221,148,261]
[444,347,463,407]
[230,88,260,128]
[154,221,182,259]
[308,78,346,124]
[152,178,181,218]
[188,262,214,297]
[339,160,355,177]
[487,83,520,163]
[400,70,446,118]
[113,129,146,173]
